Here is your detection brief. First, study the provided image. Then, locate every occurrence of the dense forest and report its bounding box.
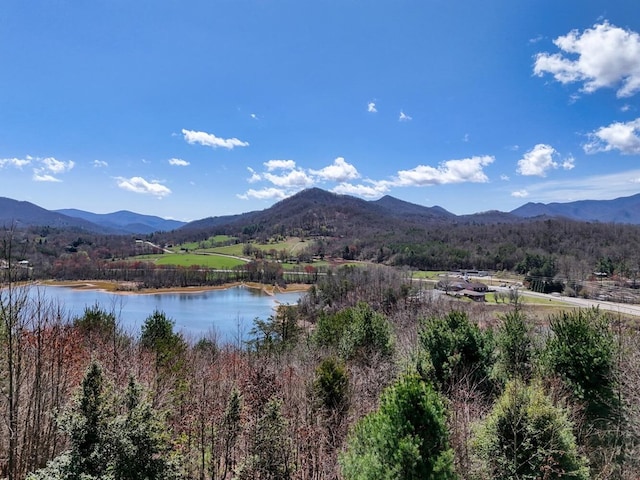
[2,260,640,479]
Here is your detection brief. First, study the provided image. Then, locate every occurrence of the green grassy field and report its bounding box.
[205,244,245,256]
[411,271,446,280]
[203,237,309,257]
[176,235,239,251]
[280,260,331,270]
[136,253,246,268]
[484,292,566,306]
[130,236,323,269]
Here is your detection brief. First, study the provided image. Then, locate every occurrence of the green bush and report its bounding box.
[493,309,533,383]
[419,311,494,393]
[28,361,183,480]
[314,302,393,363]
[340,373,456,480]
[543,308,617,421]
[474,380,589,480]
[313,356,349,415]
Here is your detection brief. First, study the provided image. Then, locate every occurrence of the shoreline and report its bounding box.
[36,280,311,296]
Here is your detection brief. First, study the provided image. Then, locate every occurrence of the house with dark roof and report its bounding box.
[436,278,488,301]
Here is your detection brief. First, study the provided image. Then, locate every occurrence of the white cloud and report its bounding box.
[264,169,314,188]
[562,155,575,170]
[237,187,288,200]
[534,21,640,98]
[399,110,412,122]
[182,129,249,149]
[500,174,511,181]
[367,102,377,113]
[33,173,61,182]
[0,157,31,168]
[511,189,529,198]
[247,167,261,183]
[584,118,640,154]
[241,154,498,202]
[264,159,296,171]
[310,157,360,182]
[0,155,74,181]
[332,181,389,198]
[529,34,544,44]
[168,158,190,166]
[117,176,171,197]
[517,144,558,176]
[250,113,258,120]
[31,156,74,182]
[394,155,494,186]
[93,160,108,168]
[40,157,74,174]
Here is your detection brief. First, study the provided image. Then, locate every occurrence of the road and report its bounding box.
[494,286,640,317]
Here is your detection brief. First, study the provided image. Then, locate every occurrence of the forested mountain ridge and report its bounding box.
[6,189,640,284]
[55,208,186,234]
[511,192,640,223]
[0,197,115,233]
[0,198,183,234]
[179,188,640,244]
[156,188,640,281]
[177,188,523,240]
[6,189,640,237]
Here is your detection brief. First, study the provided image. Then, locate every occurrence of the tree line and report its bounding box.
[6,216,640,301]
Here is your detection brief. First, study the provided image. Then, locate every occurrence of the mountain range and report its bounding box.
[2,190,640,235]
[510,193,640,224]
[0,197,185,234]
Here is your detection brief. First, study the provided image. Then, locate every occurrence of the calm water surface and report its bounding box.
[28,285,304,341]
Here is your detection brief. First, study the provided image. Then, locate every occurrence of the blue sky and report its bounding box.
[2,1,640,221]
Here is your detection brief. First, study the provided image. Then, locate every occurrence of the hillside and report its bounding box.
[179,188,483,240]
[510,193,640,223]
[56,208,186,234]
[0,197,112,233]
[5,188,640,240]
[371,195,455,219]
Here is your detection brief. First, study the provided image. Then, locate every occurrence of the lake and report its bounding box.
[25,285,304,342]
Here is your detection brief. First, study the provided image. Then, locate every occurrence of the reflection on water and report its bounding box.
[25,285,303,342]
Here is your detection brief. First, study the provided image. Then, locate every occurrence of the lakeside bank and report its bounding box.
[35,279,311,296]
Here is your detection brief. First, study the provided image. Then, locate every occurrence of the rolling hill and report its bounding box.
[0,198,184,234]
[179,188,457,237]
[55,208,186,234]
[510,193,640,224]
[0,197,112,232]
[4,189,640,239]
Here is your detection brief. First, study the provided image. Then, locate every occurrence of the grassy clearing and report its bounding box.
[411,271,447,280]
[176,235,239,251]
[281,260,330,270]
[206,237,309,257]
[484,292,567,306]
[131,253,245,268]
[206,244,245,256]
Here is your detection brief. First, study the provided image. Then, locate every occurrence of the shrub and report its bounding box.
[340,373,456,480]
[474,380,589,480]
[419,311,494,393]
